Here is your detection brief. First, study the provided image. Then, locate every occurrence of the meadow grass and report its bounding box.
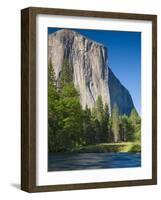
[71,142,141,153]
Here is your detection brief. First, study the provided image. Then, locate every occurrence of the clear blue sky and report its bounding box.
[48,28,141,114]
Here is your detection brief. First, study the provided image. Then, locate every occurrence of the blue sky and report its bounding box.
[48,28,141,114]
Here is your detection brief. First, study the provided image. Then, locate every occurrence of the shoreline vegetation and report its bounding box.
[48,59,141,154]
[71,142,141,153]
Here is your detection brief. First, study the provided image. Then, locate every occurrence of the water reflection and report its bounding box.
[48,152,141,171]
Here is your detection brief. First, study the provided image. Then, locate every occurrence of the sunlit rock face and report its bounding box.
[48,29,134,115]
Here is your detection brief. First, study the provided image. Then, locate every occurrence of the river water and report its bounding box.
[48,152,141,171]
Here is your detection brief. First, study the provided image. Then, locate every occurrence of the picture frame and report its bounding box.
[21,7,157,192]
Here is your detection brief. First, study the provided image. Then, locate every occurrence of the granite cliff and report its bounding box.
[48,29,134,115]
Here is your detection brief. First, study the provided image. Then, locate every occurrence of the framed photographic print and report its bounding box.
[21,7,157,192]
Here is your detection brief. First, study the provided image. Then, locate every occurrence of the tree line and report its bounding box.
[48,59,141,153]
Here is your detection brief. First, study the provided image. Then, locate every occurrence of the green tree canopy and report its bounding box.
[119,115,133,141]
[48,59,85,152]
[129,108,141,141]
[111,104,120,142]
[59,59,73,88]
[48,59,56,87]
[48,60,60,152]
[48,59,141,153]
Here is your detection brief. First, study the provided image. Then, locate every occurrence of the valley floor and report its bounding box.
[71,142,141,153]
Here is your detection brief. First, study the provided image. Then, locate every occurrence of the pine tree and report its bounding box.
[103,104,110,142]
[48,59,56,87]
[91,107,100,144]
[48,60,59,152]
[59,59,73,88]
[48,59,84,152]
[91,96,104,143]
[91,96,110,143]
[130,108,140,127]
[57,59,84,151]
[95,96,104,122]
[111,104,120,142]
[129,108,141,141]
[119,115,133,142]
[83,106,94,145]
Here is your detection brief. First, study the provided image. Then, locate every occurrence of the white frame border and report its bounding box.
[36,14,152,186]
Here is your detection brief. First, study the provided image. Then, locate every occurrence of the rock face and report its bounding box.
[48,29,134,115]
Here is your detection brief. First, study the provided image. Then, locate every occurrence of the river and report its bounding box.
[48,152,141,171]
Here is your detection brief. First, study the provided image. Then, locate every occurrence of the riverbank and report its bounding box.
[71,142,141,153]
